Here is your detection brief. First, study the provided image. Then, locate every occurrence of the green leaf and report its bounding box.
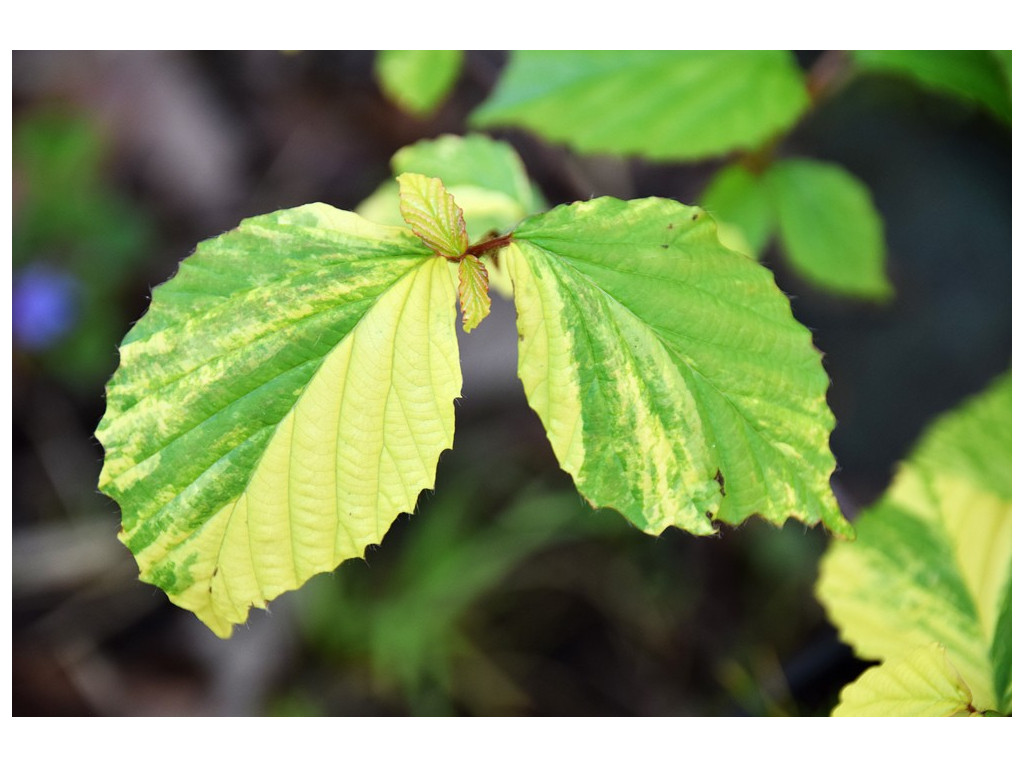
[398,172,468,259]
[96,204,462,637]
[853,50,1011,123]
[506,197,849,538]
[375,50,463,117]
[701,164,776,257]
[767,159,892,300]
[471,51,810,161]
[833,643,976,717]
[458,254,490,333]
[817,372,1012,713]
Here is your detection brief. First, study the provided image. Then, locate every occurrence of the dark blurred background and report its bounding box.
[11,51,1010,716]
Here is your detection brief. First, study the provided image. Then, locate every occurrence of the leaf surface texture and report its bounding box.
[832,643,975,716]
[506,197,848,536]
[97,204,461,637]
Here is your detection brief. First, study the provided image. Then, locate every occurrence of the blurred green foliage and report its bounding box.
[853,50,1011,123]
[13,110,153,388]
[375,50,464,117]
[292,469,612,714]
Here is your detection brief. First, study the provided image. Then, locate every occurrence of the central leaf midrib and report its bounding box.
[107,295,376,436]
[128,258,439,557]
[104,263,424,491]
[529,235,802,335]
[373,266,420,542]
[523,239,764,427]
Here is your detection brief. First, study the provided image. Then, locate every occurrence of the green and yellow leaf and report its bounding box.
[397,172,468,260]
[96,204,462,637]
[833,643,976,717]
[817,372,1011,714]
[506,196,849,537]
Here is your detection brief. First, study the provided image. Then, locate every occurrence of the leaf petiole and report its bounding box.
[465,232,513,259]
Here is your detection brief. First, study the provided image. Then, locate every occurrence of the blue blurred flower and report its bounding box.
[12,264,79,350]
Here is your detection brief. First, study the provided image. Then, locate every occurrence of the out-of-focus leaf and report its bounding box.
[471,51,810,161]
[701,164,775,257]
[854,50,1011,123]
[818,372,1012,715]
[767,159,892,300]
[375,50,463,117]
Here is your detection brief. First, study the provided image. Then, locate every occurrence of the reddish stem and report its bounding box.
[465,232,514,258]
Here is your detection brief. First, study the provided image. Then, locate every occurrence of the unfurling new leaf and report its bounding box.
[397,171,491,332]
[398,172,468,260]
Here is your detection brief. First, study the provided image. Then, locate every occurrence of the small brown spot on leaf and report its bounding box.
[714,469,725,496]
[667,223,674,229]
[691,212,699,221]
